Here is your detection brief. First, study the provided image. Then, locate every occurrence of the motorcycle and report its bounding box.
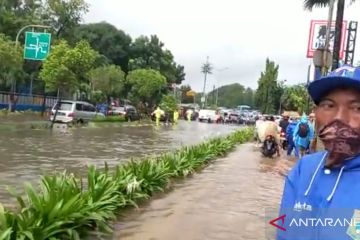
[262,135,277,157]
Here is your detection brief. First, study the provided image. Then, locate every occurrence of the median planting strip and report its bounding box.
[0,127,254,240]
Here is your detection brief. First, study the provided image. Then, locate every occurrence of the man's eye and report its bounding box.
[319,102,334,109]
[350,104,360,112]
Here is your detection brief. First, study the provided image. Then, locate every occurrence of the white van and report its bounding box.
[198,109,217,123]
[50,100,104,124]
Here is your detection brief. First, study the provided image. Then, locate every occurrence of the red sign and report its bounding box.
[307,20,347,59]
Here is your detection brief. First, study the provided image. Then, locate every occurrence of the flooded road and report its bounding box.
[0,121,239,203]
[112,143,294,240]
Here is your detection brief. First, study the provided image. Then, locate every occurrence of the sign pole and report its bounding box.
[9,25,52,112]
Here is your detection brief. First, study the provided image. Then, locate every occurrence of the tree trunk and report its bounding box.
[332,0,345,70]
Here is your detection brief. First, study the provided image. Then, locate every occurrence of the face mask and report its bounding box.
[318,119,360,168]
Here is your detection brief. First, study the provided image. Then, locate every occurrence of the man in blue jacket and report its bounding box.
[286,118,299,157]
[293,114,315,158]
[277,66,360,240]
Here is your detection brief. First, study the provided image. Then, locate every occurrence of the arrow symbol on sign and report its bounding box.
[269,214,286,231]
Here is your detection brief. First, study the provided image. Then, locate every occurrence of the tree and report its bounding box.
[255,58,279,114]
[42,0,89,37]
[303,0,353,69]
[89,65,126,103]
[0,34,23,88]
[0,0,43,39]
[0,34,24,111]
[39,40,98,98]
[160,94,177,112]
[179,85,195,103]
[67,22,132,73]
[281,84,311,114]
[206,83,255,108]
[129,35,185,84]
[127,69,167,110]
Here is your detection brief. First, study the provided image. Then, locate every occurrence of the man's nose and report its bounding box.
[334,107,350,122]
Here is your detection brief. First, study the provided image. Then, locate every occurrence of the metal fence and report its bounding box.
[0,91,58,110]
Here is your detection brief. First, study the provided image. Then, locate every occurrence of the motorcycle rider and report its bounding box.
[262,115,281,156]
[279,113,290,133]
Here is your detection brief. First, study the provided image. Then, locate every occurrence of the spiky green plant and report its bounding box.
[0,127,254,239]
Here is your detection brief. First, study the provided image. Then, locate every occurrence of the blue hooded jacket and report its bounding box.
[277,151,360,240]
[286,121,298,141]
[293,115,314,148]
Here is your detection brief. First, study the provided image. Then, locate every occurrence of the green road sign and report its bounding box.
[24,32,51,61]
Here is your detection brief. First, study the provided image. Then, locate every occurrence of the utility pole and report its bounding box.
[201,56,212,109]
[322,0,335,75]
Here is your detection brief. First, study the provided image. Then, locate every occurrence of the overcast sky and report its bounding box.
[83,0,360,92]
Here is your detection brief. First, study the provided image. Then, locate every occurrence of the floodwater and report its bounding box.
[0,121,240,204]
[0,120,294,239]
[112,143,294,240]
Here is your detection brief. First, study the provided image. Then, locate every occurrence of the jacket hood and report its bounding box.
[300,115,308,123]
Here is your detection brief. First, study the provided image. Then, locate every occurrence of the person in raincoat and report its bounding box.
[277,66,360,240]
[173,110,179,124]
[292,114,314,158]
[152,106,163,126]
[286,117,299,157]
[186,109,193,122]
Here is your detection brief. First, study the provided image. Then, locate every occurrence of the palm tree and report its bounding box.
[304,0,354,69]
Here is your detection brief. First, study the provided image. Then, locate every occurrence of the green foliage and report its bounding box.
[0,0,186,105]
[0,34,23,87]
[43,0,89,37]
[89,65,126,101]
[0,128,253,239]
[91,115,125,123]
[179,85,195,103]
[129,35,185,84]
[67,22,132,73]
[40,40,98,96]
[0,0,43,39]
[281,84,312,114]
[160,95,177,112]
[255,58,280,114]
[127,69,167,106]
[206,83,255,108]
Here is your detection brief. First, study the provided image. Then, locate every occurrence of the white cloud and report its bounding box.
[84,0,360,92]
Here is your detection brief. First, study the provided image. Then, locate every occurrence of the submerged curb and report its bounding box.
[0,127,254,239]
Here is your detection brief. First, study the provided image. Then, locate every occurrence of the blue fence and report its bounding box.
[0,92,58,112]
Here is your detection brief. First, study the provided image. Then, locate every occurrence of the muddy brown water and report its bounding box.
[0,120,295,239]
[111,143,295,240]
[0,121,241,204]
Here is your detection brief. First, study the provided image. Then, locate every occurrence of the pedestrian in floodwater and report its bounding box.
[277,66,360,240]
[153,106,163,126]
[292,114,314,158]
[286,117,299,158]
[173,110,179,124]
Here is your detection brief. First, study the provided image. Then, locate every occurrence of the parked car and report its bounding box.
[124,107,141,122]
[50,100,104,124]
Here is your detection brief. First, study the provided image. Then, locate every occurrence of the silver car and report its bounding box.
[49,100,104,124]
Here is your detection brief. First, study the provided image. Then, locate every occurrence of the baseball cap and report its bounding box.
[308,65,360,104]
